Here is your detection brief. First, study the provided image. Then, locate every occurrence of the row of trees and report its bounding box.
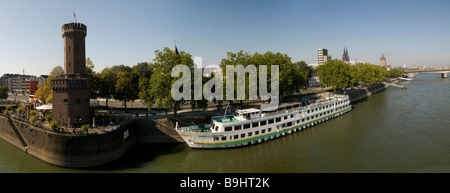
[0,86,8,100]
[316,59,405,91]
[35,47,314,114]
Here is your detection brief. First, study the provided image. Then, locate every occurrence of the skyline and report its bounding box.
[1,0,450,76]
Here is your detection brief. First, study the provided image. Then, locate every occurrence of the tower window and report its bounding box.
[63,99,68,103]
[76,98,80,103]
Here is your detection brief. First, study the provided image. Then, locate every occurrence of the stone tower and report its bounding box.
[342,47,350,62]
[52,22,90,127]
[380,54,386,67]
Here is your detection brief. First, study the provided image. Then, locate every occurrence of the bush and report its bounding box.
[30,110,36,116]
[45,114,52,122]
[18,106,23,113]
[4,110,9,117]
[6,106,12,111]
[81,124,90,133]
[50,121,58,131]
[30,116,36,123]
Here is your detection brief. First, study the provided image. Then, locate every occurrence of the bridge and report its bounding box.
[405,68,450,78]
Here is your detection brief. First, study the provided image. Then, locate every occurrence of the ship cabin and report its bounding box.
[234,108,261,121]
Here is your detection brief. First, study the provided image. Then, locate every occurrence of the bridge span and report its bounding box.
[405,68,450,78]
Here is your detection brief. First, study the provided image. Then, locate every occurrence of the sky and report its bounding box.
[1,0,450,76]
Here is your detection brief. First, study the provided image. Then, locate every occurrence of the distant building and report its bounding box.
[0,74,39,95]
[318,48,331,65]
[342,47,350,63]
[380,54,386,67]
[25,77,40,95]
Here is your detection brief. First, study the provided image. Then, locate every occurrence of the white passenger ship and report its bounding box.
[175,93,352,148]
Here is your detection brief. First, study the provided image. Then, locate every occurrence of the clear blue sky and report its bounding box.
[1,0,450,76]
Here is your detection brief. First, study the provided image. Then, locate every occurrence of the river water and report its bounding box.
[1,73,450,173]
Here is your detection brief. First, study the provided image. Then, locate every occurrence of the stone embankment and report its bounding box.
[0,115,136,167]
[343,82,388,103]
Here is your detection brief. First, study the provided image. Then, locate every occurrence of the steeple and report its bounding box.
[342,47,350,62]
[173,42,179,55]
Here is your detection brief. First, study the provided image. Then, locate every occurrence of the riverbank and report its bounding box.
[0,80,396,168]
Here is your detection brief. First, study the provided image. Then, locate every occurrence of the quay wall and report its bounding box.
[344,82,387,103]
[0,115,136,168]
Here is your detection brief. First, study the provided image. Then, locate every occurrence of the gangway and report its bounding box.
[383,82,407,89]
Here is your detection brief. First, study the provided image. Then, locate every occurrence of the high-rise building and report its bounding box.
[52,22,90,126]
[318,48,331,65]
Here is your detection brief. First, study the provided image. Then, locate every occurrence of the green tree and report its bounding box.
[316,59,351,91]
[98,67,117,109]
[35,66,64,104]
[139,47,194,115]
[115,71,137,112]
[86,57,101,99]
[0,86,8,101]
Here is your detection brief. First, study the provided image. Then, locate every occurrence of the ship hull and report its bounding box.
[177,106,352,149]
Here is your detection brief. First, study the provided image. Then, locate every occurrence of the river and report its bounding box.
[1,73,450,173]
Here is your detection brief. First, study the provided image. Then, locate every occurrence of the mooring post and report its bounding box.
[442,73,447,79]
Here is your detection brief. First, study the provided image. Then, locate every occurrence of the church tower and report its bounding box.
[380,54,386,67]
[52,22,90,127]
[342,47,350,62]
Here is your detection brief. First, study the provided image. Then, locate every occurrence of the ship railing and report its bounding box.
[177,124,212,133]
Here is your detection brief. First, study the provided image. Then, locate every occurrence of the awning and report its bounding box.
[36,104,52,110]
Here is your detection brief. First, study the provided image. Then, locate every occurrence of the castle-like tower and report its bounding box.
[52,22,90,127]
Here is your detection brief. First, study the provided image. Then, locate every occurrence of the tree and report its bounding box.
[35,66,64,104]
[0,86,8,101]
[98,67,117,109]
[115,71,136,112]
[316,59,351,91]
[86,57,101,99]
[139,47,194,115]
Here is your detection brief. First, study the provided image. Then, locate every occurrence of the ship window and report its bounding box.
[248,132,252,137]
[252,122,258,128]
[234,135,238,139]
[244,124,250,129]
[284,116,288,120]
[214,137,219,141]
[260,120,267,126]
[225,126,232,131]
[302,118,305,122]
[268,119,274,124]
[262,129,265,134]
[290,114,294,118]
[255,130,259,135]
[241,133,245,138]
[276,117,281,122]
[287,122,292,127]
[221,136,227,141]
[235,125,242,130]
[268,128,272,132]
[307,110,310,113]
